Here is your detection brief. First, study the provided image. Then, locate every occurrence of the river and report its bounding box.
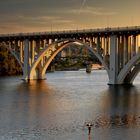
[0,70,140,140]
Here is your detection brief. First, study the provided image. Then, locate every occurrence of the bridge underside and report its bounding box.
[0,28,140,85]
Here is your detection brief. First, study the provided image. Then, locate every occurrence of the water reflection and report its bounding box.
[93,85,140,128]
[17,80,60,116]
[16,80,80,134]
[0,71,140,139]
[17,81,140,130]
[15,81,58,131]
[18,80,52,95]
[13,79,140,131]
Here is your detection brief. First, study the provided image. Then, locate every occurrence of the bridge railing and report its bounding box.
[0,26,140,38]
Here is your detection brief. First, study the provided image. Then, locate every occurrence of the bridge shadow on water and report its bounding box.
[92,85,140,129]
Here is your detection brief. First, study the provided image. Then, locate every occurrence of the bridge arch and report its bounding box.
[30,39,109,79]
[125,63,140,84]
[0,42,23,70]
[117,53,140,84]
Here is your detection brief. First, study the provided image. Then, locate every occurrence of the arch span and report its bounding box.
[117,53,140,84]
[124,63,140,84]
[30,39,110,79]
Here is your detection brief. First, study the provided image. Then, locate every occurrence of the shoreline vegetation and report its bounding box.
[0,47,23,76]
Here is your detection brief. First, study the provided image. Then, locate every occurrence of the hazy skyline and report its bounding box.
[0,0,140,33]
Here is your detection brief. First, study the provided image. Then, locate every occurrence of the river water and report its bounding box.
[0,70,140,140]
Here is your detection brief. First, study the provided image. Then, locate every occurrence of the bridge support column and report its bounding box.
[20,41,23,63]
[108,35,118,84]
[23,39,30,80]
[96,37,100,54]
[30,40,35,64]
[23,39,44,80]
[123,35,128,65]
[89,37,93,47]
[33,40,45,80]
[132,35,136,57]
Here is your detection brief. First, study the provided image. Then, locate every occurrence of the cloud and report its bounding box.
[0,14,74,34]
[0,0,139,34]
[17,15,73,24]
[67,7,117,16]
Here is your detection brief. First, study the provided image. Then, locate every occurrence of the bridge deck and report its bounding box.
[0,26,140,40]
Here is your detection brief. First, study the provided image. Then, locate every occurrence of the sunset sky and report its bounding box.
[0,0,140,33]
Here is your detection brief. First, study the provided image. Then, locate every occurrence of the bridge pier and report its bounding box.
[23,39,39,80]
[108,35,118,85]
[23,39,44,80]
[23,39,30,80]
[108,34,140,85]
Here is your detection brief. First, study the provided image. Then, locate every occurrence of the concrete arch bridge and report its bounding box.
[0,26,140,85]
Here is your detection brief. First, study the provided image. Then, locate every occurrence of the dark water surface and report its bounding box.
[0,70,140,140]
